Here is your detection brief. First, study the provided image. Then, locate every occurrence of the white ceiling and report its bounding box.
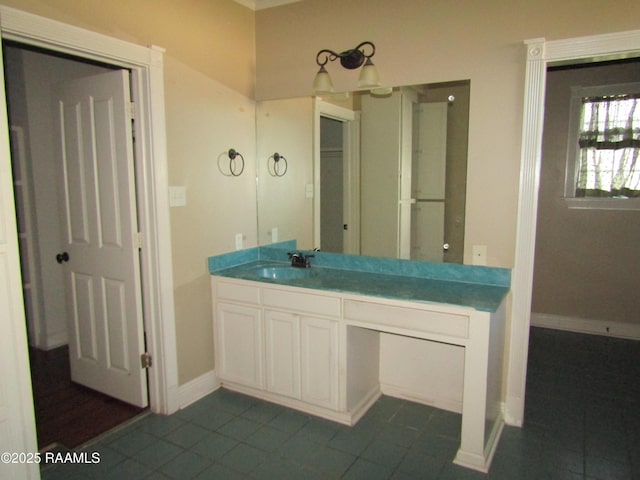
[233,0,302,11]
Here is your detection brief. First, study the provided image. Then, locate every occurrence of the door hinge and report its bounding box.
[128,101,136,120]
[140,352,152,369]
[136,231,143,249]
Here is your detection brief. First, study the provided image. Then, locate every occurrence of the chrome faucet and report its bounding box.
[288,252,314,268]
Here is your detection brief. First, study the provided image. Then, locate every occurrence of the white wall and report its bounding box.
[379,333,464,413]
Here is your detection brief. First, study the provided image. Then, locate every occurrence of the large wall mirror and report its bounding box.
[256,80,470,264]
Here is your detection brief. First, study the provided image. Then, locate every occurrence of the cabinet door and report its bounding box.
[300,316,339,409]
[216,303,264,388]
[265,310,301,399]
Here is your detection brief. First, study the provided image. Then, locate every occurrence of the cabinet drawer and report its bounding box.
[214,279,261,304]
[262,288,341,318]
[344,300,469,339]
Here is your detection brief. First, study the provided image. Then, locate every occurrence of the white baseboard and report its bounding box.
[531,313,640,340]
[178,370,220,409]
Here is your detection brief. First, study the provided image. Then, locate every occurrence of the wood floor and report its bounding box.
[29,346,146,450]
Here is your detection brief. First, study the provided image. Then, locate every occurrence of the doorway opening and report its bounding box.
[4,40,148,450]
[314,99,359,254]
[532,57,640,335]
[319,116,346,253]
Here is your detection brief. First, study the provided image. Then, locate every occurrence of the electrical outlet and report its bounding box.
[472,245,487,266]
[235,233,243,250]
[271,227,279,243]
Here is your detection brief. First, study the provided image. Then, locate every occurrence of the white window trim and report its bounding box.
[564,197,640,210]
[564,81,640,210]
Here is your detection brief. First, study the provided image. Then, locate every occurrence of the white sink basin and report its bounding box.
[257,267,313,280]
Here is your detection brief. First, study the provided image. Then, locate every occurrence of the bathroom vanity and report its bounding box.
[209,245,510,472]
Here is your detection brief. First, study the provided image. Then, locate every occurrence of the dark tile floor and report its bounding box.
[40,327,639,479]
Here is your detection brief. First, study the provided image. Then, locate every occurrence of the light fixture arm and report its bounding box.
[315,41,376,70]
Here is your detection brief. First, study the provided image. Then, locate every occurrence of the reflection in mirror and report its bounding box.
[256,80,469,264]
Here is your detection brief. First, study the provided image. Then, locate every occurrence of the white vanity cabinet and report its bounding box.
[216,303,264,389]
[212,277,341,417]
[263,309,339,409]
[211,273,507,474]
[299,315,339,409]
[264,309,300,399]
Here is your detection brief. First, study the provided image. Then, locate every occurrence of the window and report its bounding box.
[565,82,640,210]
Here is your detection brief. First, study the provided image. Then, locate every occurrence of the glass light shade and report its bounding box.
[370,86,393,96]
[312,65,334,94]
[357,58,380,88]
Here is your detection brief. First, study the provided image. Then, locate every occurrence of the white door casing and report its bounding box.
[54,70,148,407]
[507,29,640,426]
[0,37,39,480]
[0,7,178,469]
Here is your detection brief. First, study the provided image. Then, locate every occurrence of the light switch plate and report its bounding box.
[305,183,314,198]
[169,186,187,207]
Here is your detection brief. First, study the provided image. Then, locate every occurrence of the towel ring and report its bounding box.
[218,148,245,176]
[268,152,288,177]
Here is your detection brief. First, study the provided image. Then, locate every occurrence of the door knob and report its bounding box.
[443,243,450,251]
[56,252,70,264]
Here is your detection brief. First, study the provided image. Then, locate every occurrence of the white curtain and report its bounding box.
[576,94,640,197]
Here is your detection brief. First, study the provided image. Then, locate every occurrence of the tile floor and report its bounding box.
[40,327,639,479]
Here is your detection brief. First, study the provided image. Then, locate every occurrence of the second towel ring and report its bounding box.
[268,152,288,177]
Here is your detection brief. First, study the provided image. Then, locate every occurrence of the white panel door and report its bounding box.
[414,103,447,200]
[265,310,301,399]
[360,92,402,257]
[411,202,446,262]
[410,102,448,262]
[54,70,148,407]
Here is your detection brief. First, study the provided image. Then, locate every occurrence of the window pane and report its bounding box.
[576,93,640,197]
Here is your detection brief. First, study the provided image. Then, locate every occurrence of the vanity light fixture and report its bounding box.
[268,152,288,177]
[312,41,391,96]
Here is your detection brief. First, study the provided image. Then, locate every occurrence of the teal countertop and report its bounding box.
[209,242,511,313]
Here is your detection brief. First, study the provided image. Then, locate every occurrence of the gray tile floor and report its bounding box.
[40,327,639,479]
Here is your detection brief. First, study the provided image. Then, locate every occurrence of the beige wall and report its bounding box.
[165,56,257,383]
[4,0,258,385]
[533,61,640,326]
[6,0,640,387]
[2,0,256,97]
[255,0,640,268]
[256,97,315,248]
